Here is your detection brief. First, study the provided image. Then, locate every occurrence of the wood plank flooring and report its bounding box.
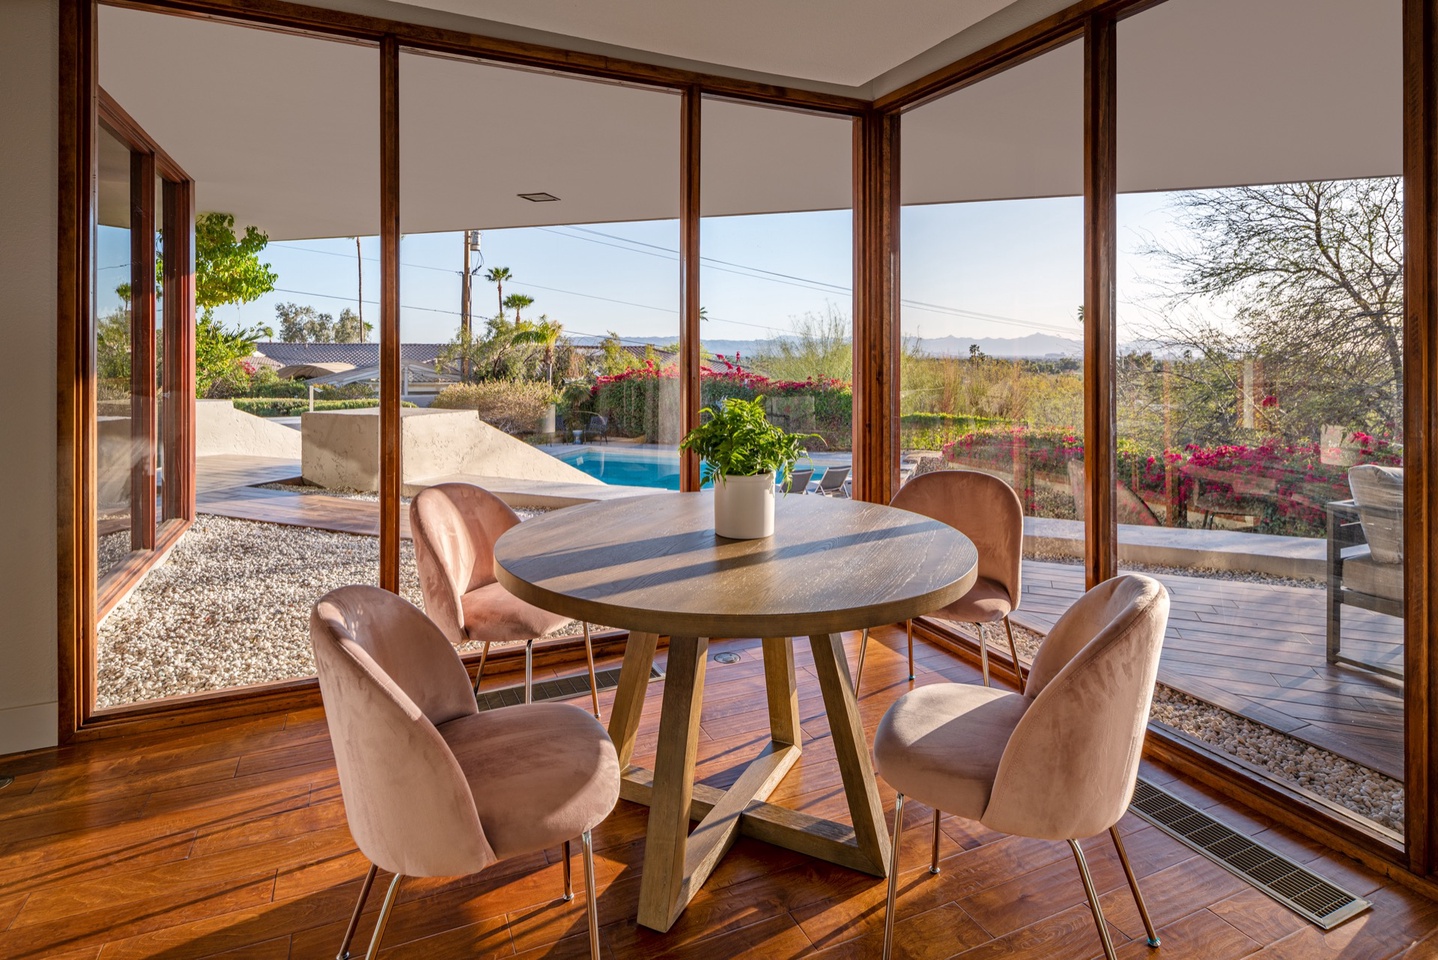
[1011,561,1405,779]
[1,629,1434,959]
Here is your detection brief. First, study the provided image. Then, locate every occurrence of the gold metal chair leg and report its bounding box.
[854,627,870,692]
[1003,616,1023,693]
[363,873,404,960]
[1069,839,1119,960]
[882,793,905,960]
[1111,826,1160,947]
[582,830,601,960]
[929,808,942,875]
[977,623,991,686]
[563,839,574,901]
[473,640,492,696]
[335,861,378,960]
[524,639,535,704]
[906,619,915,681]
[583,623,600,719]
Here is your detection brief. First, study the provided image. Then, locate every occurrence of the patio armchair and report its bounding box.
[411,482,601,716]
[873,575,1170,960]
[585,413,610,444]
[810,464,851,497]
[310,585,619,960]
[1326,464,1404,679]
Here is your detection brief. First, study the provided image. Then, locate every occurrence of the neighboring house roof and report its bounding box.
[304,361,452,388]
[275,361,355,380]
[253,342,450,367]
[573,343,679,364]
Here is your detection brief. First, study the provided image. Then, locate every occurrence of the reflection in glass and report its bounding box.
[96,124,135,582]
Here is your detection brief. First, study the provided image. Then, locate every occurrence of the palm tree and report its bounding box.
[514,315,564,385]
[504,292,535,325]
[484,266,512,318]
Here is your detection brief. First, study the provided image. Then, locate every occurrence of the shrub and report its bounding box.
[431,379,556,434]
[230,398,415,417]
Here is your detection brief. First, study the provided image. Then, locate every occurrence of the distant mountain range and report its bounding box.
[571,332,1085,359]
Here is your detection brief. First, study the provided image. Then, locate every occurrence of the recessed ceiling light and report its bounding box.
[518,192,560,202]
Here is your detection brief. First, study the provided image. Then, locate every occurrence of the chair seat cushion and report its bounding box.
[438,702,620,861]
[873,683,1029,821]
[462,582,573,645]
[1344,552,1404,602]
[935,575,1014,624]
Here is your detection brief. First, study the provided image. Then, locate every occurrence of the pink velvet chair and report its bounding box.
[872,575,1170,960]
[311,585,620,960]
[856,470,1025,691]
[411,482,599,716]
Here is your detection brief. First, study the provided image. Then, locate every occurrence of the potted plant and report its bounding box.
[679,395,815,539]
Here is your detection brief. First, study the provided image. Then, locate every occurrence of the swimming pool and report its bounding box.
[552,446,682,489]
[547,445,850,491]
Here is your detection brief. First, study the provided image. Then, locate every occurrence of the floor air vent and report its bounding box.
[476,664,664,711]
[1129,778,1370,929]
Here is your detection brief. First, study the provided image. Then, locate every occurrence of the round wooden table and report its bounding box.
[494,492,978,932]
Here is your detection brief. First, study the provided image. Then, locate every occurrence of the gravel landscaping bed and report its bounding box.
[958,617,1403,832]
[97,511,583,707]
[1024,549,1323,589]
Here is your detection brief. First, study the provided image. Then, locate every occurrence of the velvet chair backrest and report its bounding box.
[983,575,1168,841]
[410,483,523,645]
[311,585,495,878]
[891,470,1024,607]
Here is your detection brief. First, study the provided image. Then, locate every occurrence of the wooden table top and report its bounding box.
[493,492,978,637]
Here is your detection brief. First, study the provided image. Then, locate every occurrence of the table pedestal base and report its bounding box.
[608,631,893,933]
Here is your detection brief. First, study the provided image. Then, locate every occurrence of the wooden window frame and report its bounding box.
[54,0,1438,893]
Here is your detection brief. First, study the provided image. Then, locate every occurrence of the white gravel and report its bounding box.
[96,511,583,708]
[966,618,1403,832]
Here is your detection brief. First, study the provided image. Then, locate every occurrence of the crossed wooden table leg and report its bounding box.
[607,631,893,932]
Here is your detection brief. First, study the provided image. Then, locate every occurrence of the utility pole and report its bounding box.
[356,236,364,343]
[460,229,483,379]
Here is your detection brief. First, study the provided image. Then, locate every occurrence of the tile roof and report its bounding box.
[253,342,449,367]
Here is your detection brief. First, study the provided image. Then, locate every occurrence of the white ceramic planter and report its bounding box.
[713,472,776,539]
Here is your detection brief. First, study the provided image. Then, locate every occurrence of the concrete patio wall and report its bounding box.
[302,407,601,492]
[195,400,303,460]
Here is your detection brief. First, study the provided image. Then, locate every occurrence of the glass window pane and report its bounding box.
[900,41,1083,662]
[700,97,853,487]
[1116,0,1404,835]
[397,51,681,632]
[97,6,380,705]
[96,124,136,584]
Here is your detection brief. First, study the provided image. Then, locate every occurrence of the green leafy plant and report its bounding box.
[680,396,815,483]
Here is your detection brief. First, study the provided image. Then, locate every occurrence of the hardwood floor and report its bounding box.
[1,627,1434,959]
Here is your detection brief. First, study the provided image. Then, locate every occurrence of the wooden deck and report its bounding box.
[2,630,1434,959]
[1015,561,1406,780]
[194,457,1407,779]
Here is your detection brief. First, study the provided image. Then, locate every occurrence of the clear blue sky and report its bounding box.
[202,192,1186,348]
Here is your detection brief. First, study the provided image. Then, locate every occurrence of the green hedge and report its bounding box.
[231,398,416,417]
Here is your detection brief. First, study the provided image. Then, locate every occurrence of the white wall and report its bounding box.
[0,0,61,754]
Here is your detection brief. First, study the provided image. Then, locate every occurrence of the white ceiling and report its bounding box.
[387,0,1016,87]
[100,0,1403,243]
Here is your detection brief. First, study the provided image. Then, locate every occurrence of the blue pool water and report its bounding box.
[553,446,682,489]
[549,445,847,491]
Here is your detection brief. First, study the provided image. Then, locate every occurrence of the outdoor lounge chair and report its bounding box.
[810,464,851,497]
[1326,464,1404,678]
[782,467,813,494]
